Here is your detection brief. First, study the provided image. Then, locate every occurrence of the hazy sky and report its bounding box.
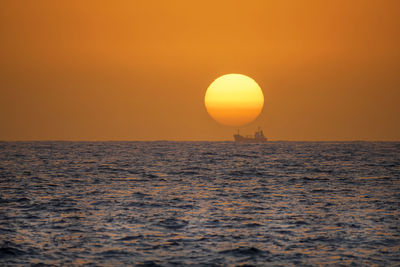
[1,0,399,141]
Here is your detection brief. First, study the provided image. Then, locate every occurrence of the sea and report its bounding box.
[0,141,399,266]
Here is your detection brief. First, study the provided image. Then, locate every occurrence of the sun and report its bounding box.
[204,74,264,126]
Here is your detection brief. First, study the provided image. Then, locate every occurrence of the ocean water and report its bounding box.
[0,141,399,266]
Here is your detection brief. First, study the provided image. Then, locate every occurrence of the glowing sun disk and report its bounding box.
[204,74,264,126]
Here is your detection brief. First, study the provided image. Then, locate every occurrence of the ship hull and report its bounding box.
[233,134,267,143]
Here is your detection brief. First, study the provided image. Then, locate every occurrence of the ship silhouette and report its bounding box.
[233,127,267,143]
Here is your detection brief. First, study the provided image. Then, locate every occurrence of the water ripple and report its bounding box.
[0,141,399,265]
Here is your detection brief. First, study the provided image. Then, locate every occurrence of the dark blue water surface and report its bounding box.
[0,141,399,266]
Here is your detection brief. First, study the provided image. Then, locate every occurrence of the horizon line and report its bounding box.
[1,139,399,142]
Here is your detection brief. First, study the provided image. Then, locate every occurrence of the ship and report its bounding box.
[233,127,267,143]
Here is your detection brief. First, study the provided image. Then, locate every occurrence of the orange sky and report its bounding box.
[1,0,399,141]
